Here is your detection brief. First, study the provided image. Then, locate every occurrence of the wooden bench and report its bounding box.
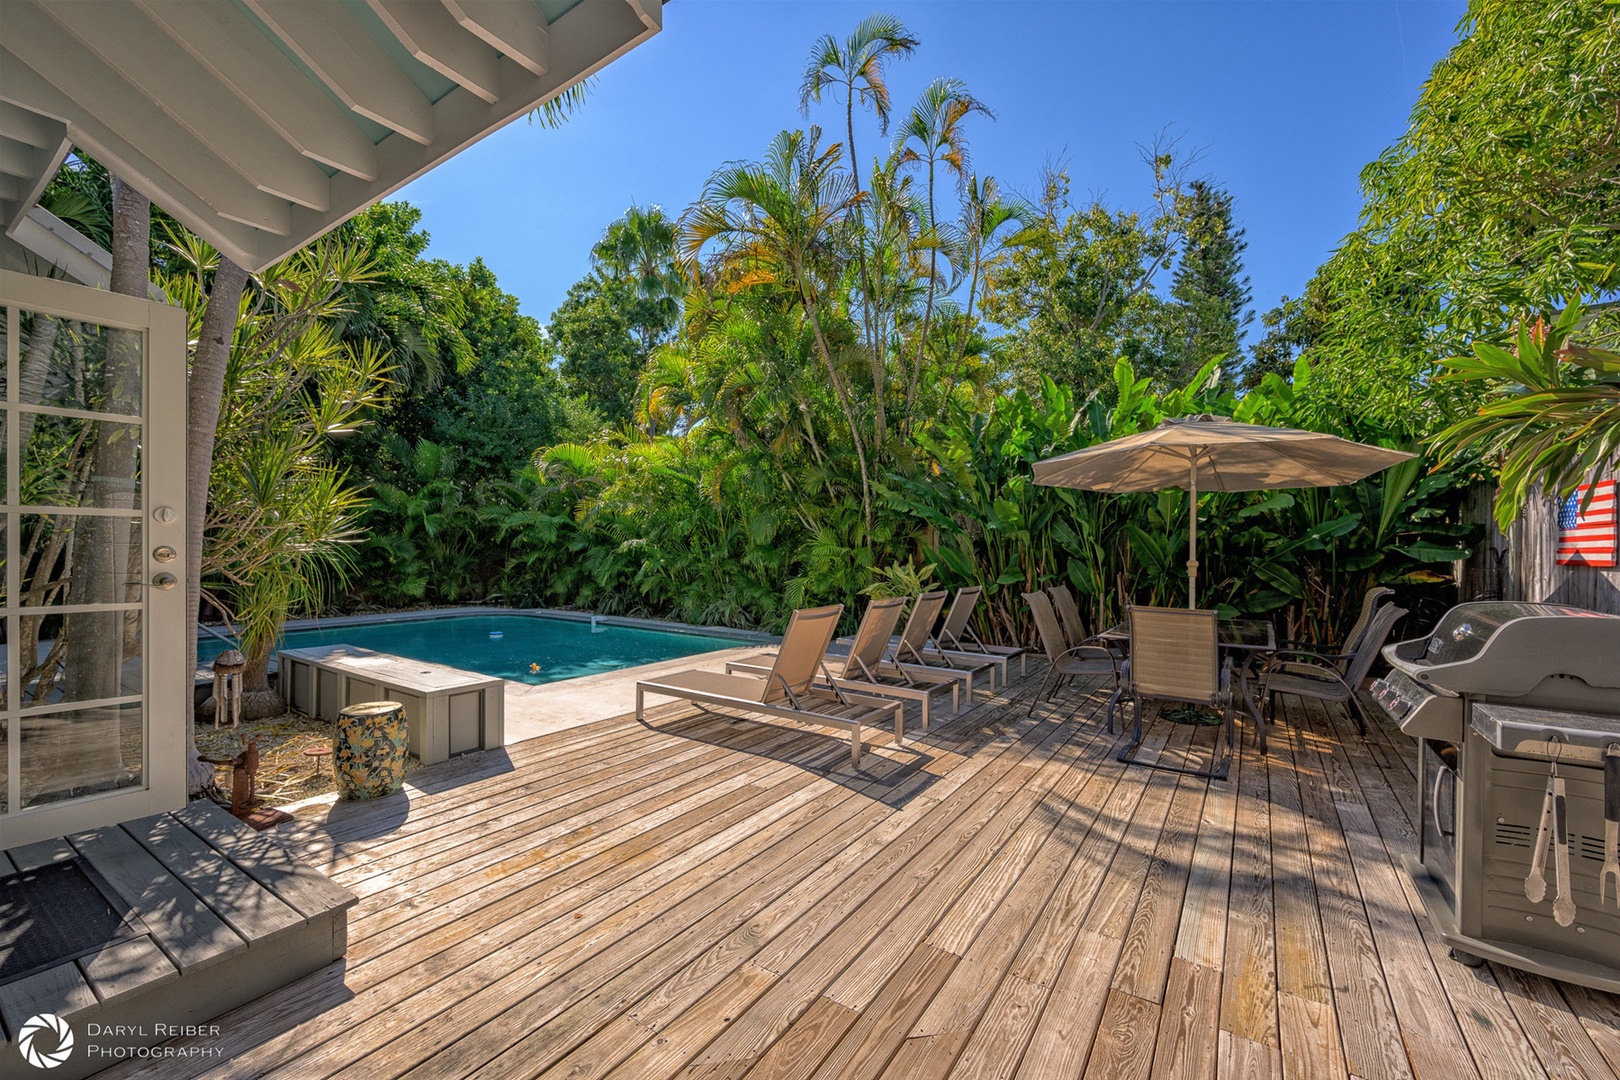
[279,644,505,765]
[0,802,355,1078]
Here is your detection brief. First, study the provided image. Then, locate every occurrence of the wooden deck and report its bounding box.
[100,663,1620,1080]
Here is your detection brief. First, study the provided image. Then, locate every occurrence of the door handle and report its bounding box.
[150,572,177,591]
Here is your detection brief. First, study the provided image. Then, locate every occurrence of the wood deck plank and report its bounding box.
[1221,720,1279,1051]
[0,962,97,1037]
[172,801,355,920]
[1151,957,1223,1080]
[808,944,959,1080]
[80,934,180,1007]
[680,699,1102,1074]
[1283,702,1415,1080]
[280,747,851,1078]
[1306,697,1544,1080]
[4,836,74,872]
[1081,988,1160,1080]
[1109,773,1208,1003]
[120,813,305,944]
[68,823,245,974]
[90,666,1601,1080]
[459,690,1069,1079]
[213,731,844,1078]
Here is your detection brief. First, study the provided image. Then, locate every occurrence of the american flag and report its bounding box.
[1557,480,1618,567]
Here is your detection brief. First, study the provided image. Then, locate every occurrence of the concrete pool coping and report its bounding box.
[196,606,782,746]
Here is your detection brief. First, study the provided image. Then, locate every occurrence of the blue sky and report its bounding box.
[397,1,1466,341]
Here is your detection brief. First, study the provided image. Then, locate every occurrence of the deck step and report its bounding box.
[1,801,355,1079]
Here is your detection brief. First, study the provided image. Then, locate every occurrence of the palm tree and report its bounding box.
[1432,302,1620,530]
[683,127,876,530]
[798,15,919,210]
[592,204,686,342]
[852,159,933,439]
[954,174,1026,385]
[894,78,993,418]
[800,16,918,448]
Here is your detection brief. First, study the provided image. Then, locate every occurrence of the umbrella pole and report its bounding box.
[1187,458,1198,608]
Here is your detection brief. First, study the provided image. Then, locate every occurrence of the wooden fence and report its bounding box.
[1459,483,1620,614]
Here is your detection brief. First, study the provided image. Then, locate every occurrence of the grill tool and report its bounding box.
[1605,746,1620,907]
[1527,771,1555,904]
[1554,772,1577,927]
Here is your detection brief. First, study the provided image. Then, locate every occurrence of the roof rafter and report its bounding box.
[244,0,435,146]
[441,0,549,77]
[35,0,331,212]
[135,0,380,183]
[367,0,502,105]
[0,42,291,239]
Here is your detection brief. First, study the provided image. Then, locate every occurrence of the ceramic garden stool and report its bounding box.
[335,700,409,800]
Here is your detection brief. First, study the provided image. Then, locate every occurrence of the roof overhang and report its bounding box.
[0,0,662,272]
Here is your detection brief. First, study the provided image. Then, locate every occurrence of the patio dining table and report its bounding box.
[1099,617,1278,765]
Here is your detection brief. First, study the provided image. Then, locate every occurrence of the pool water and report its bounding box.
[197,614,745,686]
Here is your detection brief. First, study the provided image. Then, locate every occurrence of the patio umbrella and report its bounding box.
[1032,415,1415,606]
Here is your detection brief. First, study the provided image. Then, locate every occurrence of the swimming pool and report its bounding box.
[197,613,749,686]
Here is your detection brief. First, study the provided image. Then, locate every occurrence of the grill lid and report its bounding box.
[1384,601,1620,699]
[1418,602,1593,666]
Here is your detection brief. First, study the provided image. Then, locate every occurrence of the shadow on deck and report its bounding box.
[93,662,1620,1080]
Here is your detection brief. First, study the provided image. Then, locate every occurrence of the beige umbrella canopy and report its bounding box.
[1033,415,1415,606]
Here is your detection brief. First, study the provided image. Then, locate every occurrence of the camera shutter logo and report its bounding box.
[19,1013,73,1069]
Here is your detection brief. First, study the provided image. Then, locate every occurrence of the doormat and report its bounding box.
[0,858,145,983]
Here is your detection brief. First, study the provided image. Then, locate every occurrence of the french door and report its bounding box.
[0,268,187,847]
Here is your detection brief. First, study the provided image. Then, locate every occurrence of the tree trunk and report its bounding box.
[906,160,940,429]
[59,177,147,790]
[185,255,249,792]
[805,300,874,533]
[16,314,61,448]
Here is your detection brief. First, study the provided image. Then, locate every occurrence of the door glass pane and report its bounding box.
[17,312,141,417]
[18,515,141,608]
[1,305,9,399]
[22,415,142,509]
[20,702,142,808]
[19,608,142,708]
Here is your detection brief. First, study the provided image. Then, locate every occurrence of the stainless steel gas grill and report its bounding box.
[1371,602,1620,990]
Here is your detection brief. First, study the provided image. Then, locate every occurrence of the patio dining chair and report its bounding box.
[1049,583,1126,663]
[1116,605,1235,780]
[1047,583,1090,648]
[1260,603,1406,736]
[1023,591,1121,728]
[1281,585,1394,672]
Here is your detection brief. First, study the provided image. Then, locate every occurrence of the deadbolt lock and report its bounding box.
[152,545,177,563]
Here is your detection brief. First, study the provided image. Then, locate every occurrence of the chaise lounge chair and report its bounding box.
[635,604,904,766]
[890,590,998,695]
[931,586,1028,678]
[727,596,962,731]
